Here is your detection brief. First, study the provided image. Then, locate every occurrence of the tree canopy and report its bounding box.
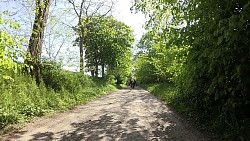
[75,15,134,82]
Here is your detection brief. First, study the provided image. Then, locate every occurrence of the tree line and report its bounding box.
[1,0,134,84]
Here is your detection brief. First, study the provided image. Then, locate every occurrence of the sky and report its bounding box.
[0,0,146,40]
[113,0,146,41]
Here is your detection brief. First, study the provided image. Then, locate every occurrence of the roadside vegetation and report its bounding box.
[0,69,116,133]
[2,0,250,140]
[133,0,250,140]
[0,0,133,133]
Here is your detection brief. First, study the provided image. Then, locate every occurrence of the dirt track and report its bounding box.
[1,88,210,141]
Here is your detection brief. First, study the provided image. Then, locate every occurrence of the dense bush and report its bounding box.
[41,63,93,92]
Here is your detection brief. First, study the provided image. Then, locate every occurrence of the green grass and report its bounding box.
[141,83,250,141]
[140,83,177,104]
[140,83,214,137]
[0,71,117,134]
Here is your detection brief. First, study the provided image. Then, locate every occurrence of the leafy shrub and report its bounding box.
[0,108,19,128]
[41,61,94,93]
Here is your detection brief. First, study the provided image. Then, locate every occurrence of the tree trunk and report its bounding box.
[79,26,84,73]
[27,0,52,84]
[95,62,98,77]
[91,69,94,77]
[102,64,105,77]
[79,17,89,74]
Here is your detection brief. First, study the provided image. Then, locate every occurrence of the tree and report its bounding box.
[134,30,187,83]
[79,16,134,83]
[26,0,52,84]
[98,17,134,79]
[68,0,114,74]
[0,0,76,71]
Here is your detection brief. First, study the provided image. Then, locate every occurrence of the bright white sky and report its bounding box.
[113,0,146,41]
[0,0,146,40]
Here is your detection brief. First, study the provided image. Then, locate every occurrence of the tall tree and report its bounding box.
[26,0,52,84]
[68,0,114,74]
[81,16,134,81]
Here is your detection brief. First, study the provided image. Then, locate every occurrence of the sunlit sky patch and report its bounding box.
[113,0,146,41]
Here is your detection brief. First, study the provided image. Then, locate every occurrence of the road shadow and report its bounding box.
[30,131,54,141]
[1,89,210,141]
[60,114,148,141]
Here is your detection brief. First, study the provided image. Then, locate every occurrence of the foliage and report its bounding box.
[68,0,114,73]
[76,16,134,84]
[41,61,92,92]
[133,0,250,140]
[0,0,121,135]
[0,13,24,80]
[0,69,116,130]
[135,31,188,84]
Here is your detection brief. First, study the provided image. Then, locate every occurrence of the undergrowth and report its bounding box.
[141,83,250,141]
[0,70,116,133]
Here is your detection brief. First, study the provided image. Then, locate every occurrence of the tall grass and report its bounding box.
[0,70,116,132]
[141,83,250,141]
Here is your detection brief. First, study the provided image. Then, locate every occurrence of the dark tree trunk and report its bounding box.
[95,62,98,77]
[91,69,94,77]
[27,0,52,84]
[91,58,95,77]
[102,64,105,77]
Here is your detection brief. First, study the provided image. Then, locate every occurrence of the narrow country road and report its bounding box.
[2,88,210,141]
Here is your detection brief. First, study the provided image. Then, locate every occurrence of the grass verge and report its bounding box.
[0,72,117,135]
[141,83,250,141]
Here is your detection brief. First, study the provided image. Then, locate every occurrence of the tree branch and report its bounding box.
[68,0,80,17]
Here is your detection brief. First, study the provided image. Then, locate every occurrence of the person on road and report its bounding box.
[129,77,136,89]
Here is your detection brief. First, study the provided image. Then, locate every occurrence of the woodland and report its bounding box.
[0,0,250,140]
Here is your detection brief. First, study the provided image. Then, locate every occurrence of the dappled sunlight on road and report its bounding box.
[2,88,209,141]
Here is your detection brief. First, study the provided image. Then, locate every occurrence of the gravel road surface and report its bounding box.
[1,88,210,141]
